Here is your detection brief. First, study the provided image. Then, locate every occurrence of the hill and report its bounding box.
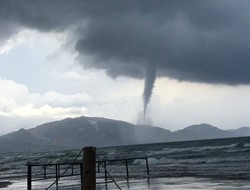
[228,127,250,137]
[0,116,173,152]
[0,116,248,153]
[174,123,235,141]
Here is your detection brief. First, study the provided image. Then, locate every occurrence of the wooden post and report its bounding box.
[27,164,32,190]
[82,146,96,190]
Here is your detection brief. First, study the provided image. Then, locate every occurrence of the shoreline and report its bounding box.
[100,177,250,190]
[3,176,250,189]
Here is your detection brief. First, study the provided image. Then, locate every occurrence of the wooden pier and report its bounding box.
[27,147,150,190]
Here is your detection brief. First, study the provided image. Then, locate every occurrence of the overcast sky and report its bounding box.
[1,0,250,135]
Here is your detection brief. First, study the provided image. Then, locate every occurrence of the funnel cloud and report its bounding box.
[143,63,157,123]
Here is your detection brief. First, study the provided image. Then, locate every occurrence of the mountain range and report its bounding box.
[0,116,250,153]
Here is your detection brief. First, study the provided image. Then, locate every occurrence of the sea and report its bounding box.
[1,136,250,190]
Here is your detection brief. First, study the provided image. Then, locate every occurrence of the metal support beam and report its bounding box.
[146,157,150,176]
[125,160,129,182]
[80,163,83,187]
[104,161,107,183]
[55,165,58,189]
[43,165,46,179]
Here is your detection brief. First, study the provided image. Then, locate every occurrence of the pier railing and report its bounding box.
[27,156,150,189]
[96,157,150,182]
[27,162,83,189]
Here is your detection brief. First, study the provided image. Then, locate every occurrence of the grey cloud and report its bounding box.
[1,0,250,84]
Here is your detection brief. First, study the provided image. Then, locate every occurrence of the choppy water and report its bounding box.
[1,136,250,189]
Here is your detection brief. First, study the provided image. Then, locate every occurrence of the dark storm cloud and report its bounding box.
[1,0,250,84]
